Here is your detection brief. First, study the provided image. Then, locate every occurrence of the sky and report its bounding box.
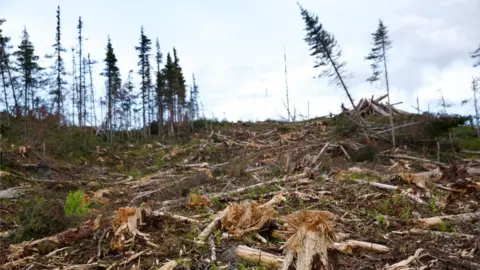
[1,0,480,122]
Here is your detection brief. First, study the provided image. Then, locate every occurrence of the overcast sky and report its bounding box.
[2,0,480,122]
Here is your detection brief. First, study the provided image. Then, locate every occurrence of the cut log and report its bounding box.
[409,228,476,239]
[385,248,423,270]
[352,179,426,205]
[334,240,390,253]
[7,220,97,261]
[416,211,480,228]
[235,245,284,269]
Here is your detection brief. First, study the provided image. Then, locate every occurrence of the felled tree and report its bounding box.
[298,4,370,140]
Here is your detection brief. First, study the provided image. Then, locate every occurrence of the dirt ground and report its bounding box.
[1,120,479,269]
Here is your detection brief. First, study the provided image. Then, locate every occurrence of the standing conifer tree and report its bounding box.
[298,4,370,140]
[190,73,199,120]
[14,27,43,116]
[135,26,152,137]
[163,53,176,136]
[154,38,164,136]
[101,36,121,136]
[365,19,394,148]
[0,18,18,114]
[46,6,67,120]
[77,17,84,125]
[172,48,186,123]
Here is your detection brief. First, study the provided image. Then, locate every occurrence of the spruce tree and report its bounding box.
[298,4,370,140]
[101,36,121,133]
[45,6,67,119]
[154,38,164,136]
[77,17,84,125]
[135,26,152,136]
[13,27,43,116]
[365,19,394,148]
[172,47,186,123]
[163,53,176,136]
[119,70,136,130]
[0,19,19,113]
[190,73,199,120]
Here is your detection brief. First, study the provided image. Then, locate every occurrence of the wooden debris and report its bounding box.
[235,245,284,269]
[352,179,426,205]
[409,228,476,239]
[334,240,390,253]
[196,193,285,244]
[416,211,480,228]
[7,219,98,261]
[385,248,424,270]
[280,210,337,270]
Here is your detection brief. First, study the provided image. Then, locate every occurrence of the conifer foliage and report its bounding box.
[365,19,395,148]
[0,5,203,141]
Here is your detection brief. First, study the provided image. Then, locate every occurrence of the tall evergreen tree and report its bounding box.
[45,6,67,119]
[154,38,164,136]
[0,19,19,113]
[101,36,121,133]
[163,53,176,136]
[172,47,186,122]
[298,4,370,140]
[190,73,199,120]
[13,27,43,116]
[117,70,136,130]
[70,47,77,125]
[135,26,152,136]
[77,17,85,126]
[365,19,394,148]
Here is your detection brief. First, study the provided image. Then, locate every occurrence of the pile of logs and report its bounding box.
[345,94,411,118]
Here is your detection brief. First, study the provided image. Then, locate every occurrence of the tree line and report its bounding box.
[0,6,202,139]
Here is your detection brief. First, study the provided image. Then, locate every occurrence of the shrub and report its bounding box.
[424,115,471,138]
[15,197,70,241]
[64,189,90,217]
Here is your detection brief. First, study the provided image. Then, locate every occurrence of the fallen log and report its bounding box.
[235,245,284,269]
[352,179,426,205]
[416,211,480,228]
[385,248,424,270]
[334,240,390,253]
[409,228,476,239]
[7,219,98,261]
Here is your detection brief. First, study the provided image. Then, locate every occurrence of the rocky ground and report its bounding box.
[1,119,479,269]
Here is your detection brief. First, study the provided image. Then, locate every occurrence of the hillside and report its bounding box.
[1,114,479,270]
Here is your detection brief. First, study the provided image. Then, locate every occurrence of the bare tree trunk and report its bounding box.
[472,78,480,137]
[382,38,395,149]
[284,47,293,122]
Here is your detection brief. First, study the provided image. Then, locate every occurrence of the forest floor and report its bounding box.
[0,119,479,269]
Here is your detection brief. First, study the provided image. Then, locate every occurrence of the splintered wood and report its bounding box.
[280,210,337,270]
[196,193,285,244]
[110,207,144,251]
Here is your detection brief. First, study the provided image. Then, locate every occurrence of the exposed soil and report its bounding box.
[1,120,479,269]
